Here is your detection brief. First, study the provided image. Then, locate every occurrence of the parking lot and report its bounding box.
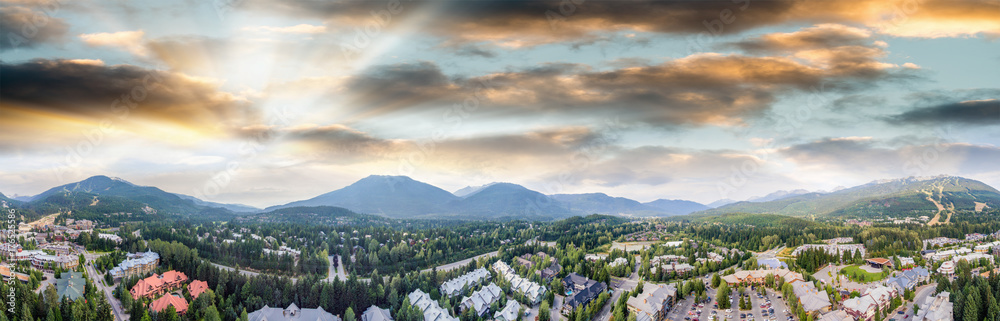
[664,283,794,321]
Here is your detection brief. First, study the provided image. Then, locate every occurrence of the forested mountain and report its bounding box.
[446,183,574,220]
[266,175,460,216]
[643,199,710,215]
[32,175,203,214]
[695,176,1000,218]
[453,183,497,197]
[747,189,812,202]
[551,193,663,216]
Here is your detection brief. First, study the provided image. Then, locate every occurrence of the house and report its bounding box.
[188,280,209,299]
[361,306,393,321]
[817,310,853,321]
[109,250,159,280]
[913,292,952,321]
[440,267,491,297]
[538,263,562,281]
[609,257,629,267]
[408,289,458,321]
[562,273,607,314]
[885,267,929,292]
[842,286,898,321]
[626,283,677,321]
[459,283,503,316]
[248,303,341,321]
[130,270,190,299]
[898,257,915,267]
[493,300,521,321]
[515,256,535,269]
[149,294,189,315]
[789,280,831,313]
[865,258,892,269]
[493,261,547,305]
[55,271,85,301]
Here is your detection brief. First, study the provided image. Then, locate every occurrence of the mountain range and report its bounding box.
[4,174,998,223]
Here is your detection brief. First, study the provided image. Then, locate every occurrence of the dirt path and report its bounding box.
[926,187,951,226]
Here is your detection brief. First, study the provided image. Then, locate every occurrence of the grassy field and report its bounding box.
[839,265,889,283]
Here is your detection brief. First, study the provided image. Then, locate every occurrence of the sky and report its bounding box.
[1,0,999,208]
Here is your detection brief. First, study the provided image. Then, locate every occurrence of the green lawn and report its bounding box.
[839,265,889,283]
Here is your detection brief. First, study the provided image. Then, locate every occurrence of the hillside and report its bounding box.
[643,199,710,215]
[32,175,203,214]
[236,206,380,225]
[695,176,1000,218]
[266,175,460,217]
[446,183,573,220]
[174,194,260,213]
[551,193,663,216]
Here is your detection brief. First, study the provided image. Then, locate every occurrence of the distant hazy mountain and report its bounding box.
[454,183,497,197]
[551,193,663,216]
[447,183,573,220]
[11,195,33,202]
[747,189,812,202]
[266,175,459,217]
[643,199,710,215]
[707,199,737,208]
[174,194,260,213]
[696,176,1000,217]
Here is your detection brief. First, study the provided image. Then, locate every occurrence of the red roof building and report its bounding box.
[149,294,189,315]
[188,280,209,299]
[130,270,190,299]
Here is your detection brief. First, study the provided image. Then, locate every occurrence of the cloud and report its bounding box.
[79,30,149,56]
[454,45,497,58]
[0,6,70,50]
[241,0,1000,49]
[889,99,1000,126]
[0,59,257,149]
[780,137,1000,179]
[243,24,327,34]
[723,24,872,53]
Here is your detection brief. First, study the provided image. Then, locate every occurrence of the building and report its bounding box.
[929,248,972,261]
[722,269,804,285]
[514,256,535,269]
[865,258,892,269]
[938,261,956,275]
[459,283,503,316]
[789,280,832,313]
[97,233,123,243]
[0,265,30,283]
[493,300,521,321]
[130,270,190,299]
[538,263,562,281]
[493,261,546,305]
[817,310,853,321]
[109,250,160,280]
[886,267,930,292]
[440,267,491,297]
[842,286,898,321]
[248,303,341,321]
[188,280,209,299]
[898,257,915,267]
[55,271,85,301]
[150,294,189,315]
[793,244,866,257]
[952,252,994,265]
[626,283,677,321]
[30,254,79,270]
[408,289,458,321]
[609,257,629,267]
[913,292,953,321]
[361,306,393,321]
[562,273,607,314]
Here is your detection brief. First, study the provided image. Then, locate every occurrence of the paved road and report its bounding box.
[326,255,348,281]
[82,252,128,321]
[596,256,641,321]
[421,251,498,274]
[895,284,936,321]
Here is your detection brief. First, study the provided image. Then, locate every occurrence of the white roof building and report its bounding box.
[440,267,491,297]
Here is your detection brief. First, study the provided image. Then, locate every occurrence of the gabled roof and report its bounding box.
[362,306,393,321]
[188,280,209,299]
[149,294,189,315]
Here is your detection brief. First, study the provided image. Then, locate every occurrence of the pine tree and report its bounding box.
[965,292,979,321]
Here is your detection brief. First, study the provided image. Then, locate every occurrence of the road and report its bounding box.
[82,252,129,321]
[326,255,348,281]
[421,251,498,274]
[895,284,936,321]
[596,256,641,321]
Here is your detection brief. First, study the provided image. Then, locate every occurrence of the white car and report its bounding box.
[726,309,733,313]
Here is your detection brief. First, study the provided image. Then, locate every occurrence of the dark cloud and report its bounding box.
[722,24,872,53]
[780,137,1000,178]
[831,94,887,111]
[889,99,1000,126]
[454,45,497,58]
[0,6,70,50]
[0,59,256,133]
